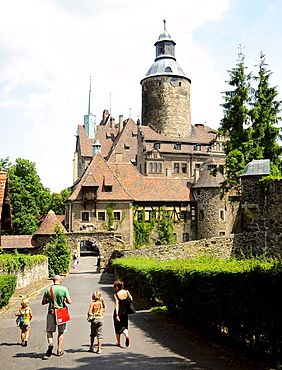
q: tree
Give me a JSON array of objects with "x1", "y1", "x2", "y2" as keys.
[
  {"x1": 0, "y1": 158, "x2": 51, "y2": 234},
  {"x1": 249, "y1": 52, "x2": 282, "y2": 167},
  {"x1": 45, "y1": 224, "x2": 71, "y2": 277},
  {"x1": 219, "y1": 49, "x2": 252, "y2": 194},
  {"x1": 219, "y1": 49, "x2": 282, "y2": 195},
  {"x1": 49, "y1": 188, "x2": 71, "y2": 215}
]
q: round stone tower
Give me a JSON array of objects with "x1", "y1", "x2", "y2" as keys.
[{"x1": 141, "y1": 21, "x2": 192, "y2": 138}]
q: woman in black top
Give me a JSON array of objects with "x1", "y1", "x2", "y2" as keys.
[{"x1": 113, "y1": 280, "x2": 133, "y2": 347}]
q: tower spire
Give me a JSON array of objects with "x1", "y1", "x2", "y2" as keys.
[
  {"x1": 88, "y1": 76, "x2": 91, "y2": 115},
  {"x1": 163, "y1": 19, "x2": 166, "y2": 31}
]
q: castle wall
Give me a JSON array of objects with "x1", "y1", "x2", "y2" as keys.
[
  {"x1": 141, "y1": 76, "x2": 191, "y2": 138},
  {"x1": 241, "y1": 177, "x2": 282, "y2": 257}
]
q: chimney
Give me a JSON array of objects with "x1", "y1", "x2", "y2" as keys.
[{"x1": 119, "y1": 115, "x2": 123, "y2": 132}]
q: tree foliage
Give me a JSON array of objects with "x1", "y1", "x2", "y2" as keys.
[
  {"x1": 219, "y1": 49, "x2": 281, "y2": 195},
  {"x1": 0, "y1": 157, "x2": 71, "y2": 234},
  {"x1": 45, "y1": 224, "x2": 71, "y2": 277}
]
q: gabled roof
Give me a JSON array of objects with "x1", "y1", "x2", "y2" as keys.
[
  {"x1": 77, "y1": 124, "x2": 119, "y2": 158},
  {"x1": 68, "y1": 153, "x2": 194, "y2": 203},
  {"x1": 107, "y1": 118, "x2": 138, "y2": 163},
  {"x1": 0, "y1": 171, "x2": 12, "y2": 230},
  {"x1": 34, "y1": 210, "x2": 67, "y2": 234},
  {"x1": 68, "y1": 152, "x2": 133, "y2": 201}
]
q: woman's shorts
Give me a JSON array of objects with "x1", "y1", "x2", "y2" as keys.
[
  {"x1": 46, "y1": 313, "x2": 67, "y2": 333},
  {"x1": 90, "y1": 318, "x2": 103, "y2": 339}
]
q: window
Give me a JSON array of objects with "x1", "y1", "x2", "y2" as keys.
[
  {"x1": 159, "y1": 82, "x2": 163, "y2": 87},
  {"x1": 174, "y1": 143, "x2": 181, "y2": 150},
  {"x1": 124, "y1": 144, "x2": 130, "y2": 151},
  {"x1": 174, "y1": 163, "x2": 180, "y2": 173},
  {"x1": 132, "y1": 132, "x2": 137, "y2": 138},
  {"x1": 199, "y1": 210, "x2": 204, "y2": 220},
  {"x1": 219, "y1": 231, "x2": 226, "y2": 236},
  {"x1": 183, "y1": 233, "x2": 189, "y2": 242},
  {"x1": 194, "y1": 144, "x2": 201, "y2": 151},
  {"x1": 165, "y1": 67, "x2": 172, "y2": 72},
  {"x1": 220, "y1": 210, "x2": 225, "y2": 221},
  {"x1": 98, "y1": 212, "x2": 106, "y2": 221},
  {"x1": 114, "y1": 212, "x2": 121, "y2": 221},
  {"x1": 149, "y1": 162, "x2": 162, "y2": 173},
  {"x1": 81, "y1": 212, "x2": 90, "y2": 222},
  {"x1": 195, "y1": 163, "x2": 201, "y2": 168},
  {"x1": 181, "y1": 163, "x2": 187, "y2": 173}
]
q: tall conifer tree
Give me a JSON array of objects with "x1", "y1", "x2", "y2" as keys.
[{"x1": 219, "y1": 48, "x2": 252, "y2": 193}]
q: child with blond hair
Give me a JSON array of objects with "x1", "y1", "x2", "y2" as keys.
[
  {"x1": 15, "y1": 297, "x2": 33, "y2": 347},
  {"x1": 87, "y1": 291, "x2": 107, "y2": 353}
]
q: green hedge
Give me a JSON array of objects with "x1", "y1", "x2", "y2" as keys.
[
  {"x1": 0, "y1": 253, "x2": 47, "y2": 273},
  {"x1": 112, "y1": 256, "x2": 282, "y2": 363},
  {"x1": 0, "y1": 275, "x2": 17, "y2": 308}
]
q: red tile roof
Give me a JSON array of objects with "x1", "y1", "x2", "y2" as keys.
[
  {"x1": 68, "y1": 153, "x2": 194, "y2": 203},
  {"x1": 1, "y1": 235, "x2": 37, "y2": 249},
  {"x1": 34, "y1": 210, "x2": 67, "y2": 234}
]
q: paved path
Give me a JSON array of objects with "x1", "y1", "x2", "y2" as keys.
[{"x1": 0, "y1": 257, "x2": 268, "y2": 369}]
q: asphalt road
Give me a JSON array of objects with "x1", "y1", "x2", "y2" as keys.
[{"x1": 0, "y1": 257, "x2": 269, "y2": 370}]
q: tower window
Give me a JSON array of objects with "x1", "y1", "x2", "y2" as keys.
[
  {"x1": 165, "y1": 67, "x2": 172, "y2": 73},
  {"x1": 179, "y1": 82, "x2": 182, "y2": 87},
  {"x1": 159, "y1": 82, "x2": 163, "y2": 87},
  {"x1": 154, "y1": 142, "x2": 161, "y2": 149}
]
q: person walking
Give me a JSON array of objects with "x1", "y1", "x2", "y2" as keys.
[
  {"x1": 42, "y1": 275, "x2": 72, "y2": 357},
  {"x1": 113, "y1": 280, "x2": 133, "y2": 347},
  {"x1": 15, "y1": 297, "x2": 33, "y2": 347},
  {"x1": 87, "y1": 291, "x2": 107, "y2": 354}
]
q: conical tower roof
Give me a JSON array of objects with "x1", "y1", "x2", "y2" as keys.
[{"x1": 34, "y1": 210, "x2": 67, "y2": 234}]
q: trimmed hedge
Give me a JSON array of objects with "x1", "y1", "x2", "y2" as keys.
[
  {"x1": 0, "y1": 253, "x2": 47, "y2": 273},
  {"x1": 0, "y1": 275, "x2": 17, "y2": 308},
  {"x1": 112, "y1": 256, "x2": 282, "y2": 363}
]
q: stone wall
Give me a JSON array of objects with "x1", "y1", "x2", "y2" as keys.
[
  {"x1": 1, "y1": 259, "x2": 49, "y2": 289},
  {"x1": 112, "y1": 231, "x2": 280, "y2": 263},
  {"x1": 240, "y1": 177, "x2": 282, "y2": 257}
]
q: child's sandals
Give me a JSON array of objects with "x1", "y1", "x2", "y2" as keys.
[{"x1": 57, "y1": 350, "x2": 64, "y2": 356}]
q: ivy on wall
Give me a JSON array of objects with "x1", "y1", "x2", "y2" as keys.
[
  {"x1": 133, "y1": 206, "x2": 178, "y2": 248},
  {"x1": 103, "y1": 203, "x2": 126, "y2": 231}
]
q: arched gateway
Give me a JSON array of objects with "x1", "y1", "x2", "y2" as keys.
[{"x1": 66, "y1": 231, "x2": 125, "y2": 271}]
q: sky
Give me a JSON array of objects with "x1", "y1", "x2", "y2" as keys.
[{"x1": 1, "y1": 0, "x2": 282, "y2": 192}]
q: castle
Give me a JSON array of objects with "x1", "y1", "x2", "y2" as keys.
[{"x1": 65, "y1": 23, "x2": 238, "y2": 247}]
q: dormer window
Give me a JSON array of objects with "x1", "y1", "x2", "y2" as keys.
[
  {"x1": 154, "y1": 142, "x2": 161, "y2": 149},
  {"x1": 104, "y1": 186, "x2": 112, "y2": 193},
  {"x1": 174, "y1": 143, "x2": 181, "y2": 150},
  {"x1": 165, "y1": 67, "x2": 172, "y2": 73}
]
